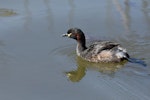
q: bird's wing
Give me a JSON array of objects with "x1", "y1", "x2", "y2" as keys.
[{"x1": 87, "y1": 41, "x2": 120, "y2": 54}]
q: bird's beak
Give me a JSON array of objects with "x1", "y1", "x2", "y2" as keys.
[
  {"x1": 62, "y1": 33, "x2": 72, "y2": 37},
  {"x1": 62, "y1": 33, "x2": 68, "y2": 37}
]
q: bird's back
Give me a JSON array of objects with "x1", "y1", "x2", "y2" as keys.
[{"x1": 80, "y1": 41, "x2": 129, "y2": 62}]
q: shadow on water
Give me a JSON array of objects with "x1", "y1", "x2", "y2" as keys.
[
  {"x1": 68, "y1": 0, "x2": 75, "y2": 27},
  {"x1": 128, "y1": 58, "x2": 147, "y2": 67},
  {"x1": 65, "y1": 56, "x2": 127, "y2": 82},
  {"x1": 0, "y1": 38, "x2": 15, "y2": 65},
  {"x1": 23, "y1": 0, "x2": 54, "y2": 32},
  {"x1": 24, "y1": 0, "x2": 32, "y2": 31},
  {"x1": 43, "y1": 0, "x2": 54, "y2": 32},
  {"x1": 142, "y1": 0, "x2": 150, "y2": 32},
  {"x1": 113, "y1": 0, "x2": 131, "y2": 34}
]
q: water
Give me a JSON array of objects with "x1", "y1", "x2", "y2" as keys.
[{"x1": 0, "y1": 0, "x2": 150, "y2": 100}]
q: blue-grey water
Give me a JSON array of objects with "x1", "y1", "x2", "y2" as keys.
[{"x1": 0, "y1": 0, "x2": 150, "y2": 100}]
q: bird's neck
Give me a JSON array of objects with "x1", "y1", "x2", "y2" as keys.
[{"x1": 76, "y1": 40, "x2": 87, "y2": 56}]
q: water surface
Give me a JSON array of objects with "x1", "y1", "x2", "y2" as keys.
[{"x1": 0, "y1": 0, "x2": 150, "y2": 100}]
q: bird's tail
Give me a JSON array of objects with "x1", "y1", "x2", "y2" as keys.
[{"x1": 115, "y1": 50, "x2": 146, "y2": 67}]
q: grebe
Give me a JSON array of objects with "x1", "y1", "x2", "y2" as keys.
[{"x1": 62, "y1": 28, "x2": 130, "y2": 63}]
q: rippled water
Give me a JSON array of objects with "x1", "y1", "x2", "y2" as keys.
[{"x1": 0, "y1": 0, "x2": 150, "y2": 100}]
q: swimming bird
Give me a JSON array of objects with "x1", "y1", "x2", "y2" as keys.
[{"x1": 62, "y1": 28, "x2": 130, "y2": 63}]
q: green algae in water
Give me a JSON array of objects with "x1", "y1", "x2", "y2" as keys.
[{"x1": 0, "y1": 8, "x2": 17, "y2": 17}]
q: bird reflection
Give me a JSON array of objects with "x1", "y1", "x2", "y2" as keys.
[{"x1": 65, "y1": 56, "x2": 127, "y2": 82}]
